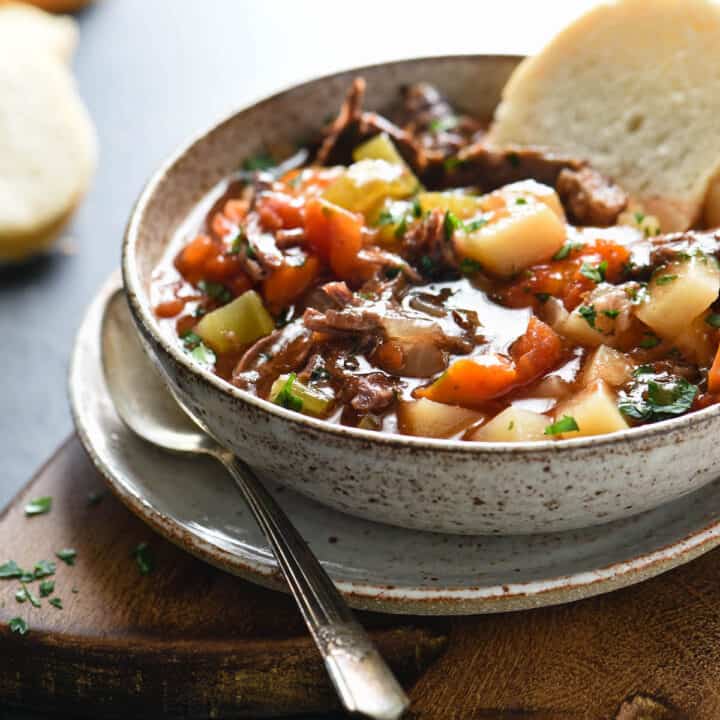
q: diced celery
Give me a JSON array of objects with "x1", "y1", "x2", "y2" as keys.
[
  {"x1": 418, "y1": 191, "x2": 485, "y2": 219},
  {"x1": 195, "y1": 290, "x2": 274, "y2": 353},
  {"x1": 269, "y1": 373, "x2": 334, "y2": 417},
  {"x1": 352, "y1": 132, "x2": 405, "y2": 165},
  {"x1": 323, "y1": 158, "x2": 419, "y2": 215}
]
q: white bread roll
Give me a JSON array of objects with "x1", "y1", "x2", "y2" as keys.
[
  {"x1": 489, "y1": 0, "x2": 720, "y2": 231},
  {"x1": 0, "y1": 1, "x2": 77, "y2": 63}
]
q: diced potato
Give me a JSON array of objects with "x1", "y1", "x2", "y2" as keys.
[
  {"x1": 470, "y1": 406, "x2": 548, "y2": 442},
  {"x1": 553, "y1": 380, "x2": 629, "y2": 439},
  {"x1": 353, "y1": 133, "x2": 405, "y2": 165},
  {"x1": 454, "y1": 196, "x2": 566, "y2": 277},
  {"x1": 323, "y1": 158, "x2": 418, "y2": 215},
  {"x1": 397, "y1": 398, "x2": 482, "y2": 438},
  {"x1": 674, "y1": 312, "x2": 716, "y2": 365},
  {"x1": 558, "y1": 306, "x2": 608, "y2": 347},
  {"x1": 269, "y1": 374, "x2": 334, "y2": 417},
  {"x1": 367, "y1": 198, "x2": 413, "y2": 245},
  {"x1": 195, "y1": 290, "x2": 274, "y2": 353},
  {"x1": 418, "y1": 191, "x2": 485, "y2": 219},
  {"x1": 634, "y1": 255, "x2": 720, "y2": 340},
  {"x1": 618, "y1": 206, "x2": 661, "y2": 237},
  {"x1": 493, "y1": 180, "x2": 565, "y2": 220},
  {"x1": 580, "y1": 345, "x2": 634, "y2": 387}
]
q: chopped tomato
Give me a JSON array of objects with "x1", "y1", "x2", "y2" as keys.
[
  {"x1": 415, "y1": 355, "x2": 518, "y2": 408},
  {"x1": 511, "y1": 317, "x2": 563, "y2": 384},
  {"x1": 262, "y1": 254, "x2": 320, "y2": 312},
  {"x1": 175, "y1": 234, "x2": 216, "y2": 284},
  {"x1": 304, "y1": 197, "x2": 374, "y2": 283}
]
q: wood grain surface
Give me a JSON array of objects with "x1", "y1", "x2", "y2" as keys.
[{"x1": 2, "y1": 437, "x2": 719, "y2": 719}]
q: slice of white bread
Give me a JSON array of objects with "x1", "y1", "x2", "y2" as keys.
[
  {"x1": 0, "y1": 1, "x2": 77, "y2": 63},
  {"x1": 489, "y1": 0, "x2": 720, "y2": 232},
  {"x1": 0, "y1": 48, "x2": 96, "y2": 260}
]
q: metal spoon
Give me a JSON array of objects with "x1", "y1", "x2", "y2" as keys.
[{"x1": 101, "y1": 289, "x2": 409, "y2": 720}]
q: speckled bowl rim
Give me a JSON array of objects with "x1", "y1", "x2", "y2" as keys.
[{"x1": 122, "y1": 53, "x2": 720, "y2": 457}]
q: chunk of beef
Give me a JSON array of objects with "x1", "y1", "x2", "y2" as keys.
[
  {"x1": 556, "y1": 167, "x2": 628, "y2": 226},
  {"x1": 303, "y1": 306, "x2": 383, "y2": 335},
  {"x1": 401, "y1": 208, "x2": 458, "y2": 277},
  {"x1": 345, "y1": 372, "x2": 397, "y2": 413},
  {"x1": 315, "y1": 78, "x2": 366, "y2": 166}
]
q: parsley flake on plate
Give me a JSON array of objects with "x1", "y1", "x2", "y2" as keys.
[
  {"x1": 9, "y1": 617, "x2": 28, "y2": 635},
  {"x1": 56, "y1": 549, "x2": 77, "y2": 566},
  {"x1": 24, "y1": 496, "x2": 52, "y2": 516}
]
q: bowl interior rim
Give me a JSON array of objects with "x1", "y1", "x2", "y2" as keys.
[{"x1": 122, "y1": 53, "x2": 720, "y2": 455}]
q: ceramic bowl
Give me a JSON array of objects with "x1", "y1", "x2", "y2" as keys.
[{"x1": 122, "y1": 55, "x2": 720, "y2": 535}]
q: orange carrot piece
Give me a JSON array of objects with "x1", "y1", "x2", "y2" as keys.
[
  {"x1": 709, "y1": 345, "x2": 720, "y2": 394},
  {"x1": 511, "y1": 317, "x2": 563, "y2": 384},
  {"x1": 262, "y1": 255, "x2": 320, "y2": 312}
]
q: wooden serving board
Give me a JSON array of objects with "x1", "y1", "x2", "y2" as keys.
[{"x1": 2, "y1": 437, "x2": 720, "y2": 719}]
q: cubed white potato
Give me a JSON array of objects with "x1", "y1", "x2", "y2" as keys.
[
  {"x1": 495, "y1": 180, "x2": 565, "y2": 220},
  {"x1": 634, "y1": 255, "x2": 720, "y2": 341},
  {"x1": 397, "y1": 398, "x2": 482, "y2": 439},
  {"x1": 553, "y1": 380, "x2": 629, "y2": 439},
  {"x1": 195, "y1": 290, "x2": 274, "y2": 353},
  {"x1": 674, "y1": 312, "x2": 716, "y2": 365},
  {"x1": 418, "y1": 191, "x2": 484, "y2": 219},
  {"x1": 470, "y1": 406, "x2": 549, "y2": 442},
  {"x1": 580, "y1": 345, "x2": 634, "y2": 387},
  {"x1": 558, "y1": 306, "x2": 608, "y2": 347},
  {"x1": 454, "y1": 196, "x2": 566, "y2": 277}
]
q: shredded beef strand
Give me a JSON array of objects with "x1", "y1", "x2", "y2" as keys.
[
  {"x1": 556, "y1": 167, "x2": 628, "y2": 226},
  {"x1": 315, "y1": 78, "x2": 366, "y2": 166},
  {"x1": 303, "y1": 306, "x2": 383, "y2": 335},
  {"x1": 401, "y1": 208, "x2": 458, "y2": 276}
]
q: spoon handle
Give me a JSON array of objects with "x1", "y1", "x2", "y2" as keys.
[{"x1": 219, "y1": 453, "x2": 409, "y2": 720}]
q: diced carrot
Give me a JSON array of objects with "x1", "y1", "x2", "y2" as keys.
[
  {"x1": 202, "y1": 252, "x2": 243, "y2": 282},
  {"x1": 511, "y1": 317, "x2": 563, "y2": 384},
  {"x1": 592, "y1": 239, "x2": 631, "y2": 282},
  {"x1": 262, "y1": 255, "x2": 320, "y2": 312},
  {"x1": 415, "y1": 355, "x2": 518, "y2": 408},
  {"x1": 257, "y1": 191, "x2": 305, "y2": 230},
  {"x1": 709, "y1": 345, "x2": 720, "y2": 394},
  {"x1": 223, "y1": 199, "x2": 249, "y2": 223},
  {"x1": 229, "y1": 272, "x2": 254, "y2": 297},
  {"x1": 211, "y1": 212, "x2": 235, "y2": 239},
  {"x1": 155, "y1": 298, "x2": 185, "y2": 318},
  {"x1": 175, "y1": 234, "x2": 216, "y2": 284},
  {"x1": 304, "y1": 197, "x2": 373, "y2": 283}
]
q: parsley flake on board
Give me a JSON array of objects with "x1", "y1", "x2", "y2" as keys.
[
  {"x1": 580, "y1": 261, "x2": 608, "y2": 283},
  {"x1": 578, "y1": 305, "x2": 597, "y2": 328},
  {"x1": 0, "y1": 560, "x2": 23, "y2": 579},
  {"x1": 39, "y1": 580, "x2": 55, "y2": 598},
  {"x1": 618, "y1": 374, "x2": 698, "y2": 422},
  {"x1": 49, "y1": 597, "x2": 63, "y2": 610},
  {"x1": 9, "y1": 617, "x2": 28, "y2": 635},
  {"x1": 33, "y1": 560, "x2": 56, "y2": 579},
  {"x1": 273, "y1": 373, "x2": 303, "y2": 412},
  {"x1": 132, "y1": 543, "x2": 154, "y2": 576},
  {"x1": 24, "y1": 496, "x2": 52, "y2": 516},
  {"x1": 56, "y1": 549, "x2": 77, "y2": 566},
  {"x1": 544, "y1": 415, "x2": 579, "y2": 436}
]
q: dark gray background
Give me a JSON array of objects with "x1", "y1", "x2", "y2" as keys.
[{"x1": 0, "y1": 1, "x2": 583, "y2": 716}]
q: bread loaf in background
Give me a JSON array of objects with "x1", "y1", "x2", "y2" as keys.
[{"x1": 489, "y1": 0, "x2": 720, "y2": 232}]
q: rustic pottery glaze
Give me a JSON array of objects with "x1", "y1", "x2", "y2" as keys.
[{"x1": 122, "y1": 56, "x2": 720, "y2": 535}]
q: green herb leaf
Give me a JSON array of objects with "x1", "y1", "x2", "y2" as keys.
[
  {"x1": 655, "y1": 274, "x2": 678, "y2": 285},
  {"x1": 412, "y1": 197, "x2": 422, "y2": 218},
  {"x1": 33, "y1": 560, "x2": 56, "y2": 579},
  {"x1": 0, "y1": 561, "x2": 23, "y2": 579},
  {"x1": 56, "y1": 549, "x2": 77, "y2": 566},
  {"x1": 273, "y1": 373, "x2": 303, "y2": 412},
  {"x1": 459, "y1": 258, "x2": 483, "y2": 275},
  {"x1": 189, "y1": 342, "x2": 216, "y2": 367},
  {"x1": 706, "y1": 313, "x2": 720, "y2": 328},
  {"x1": 515, "y1": 197, "x2": 527, "y2": 205},
  {"x1": 39, "y1": 580, "x2": 54, "y2": 598},
  {"x1": 544, "y1": 415, "x2": 579, "y2": 436},
  {"x1": 639, "y1": 334, "x2": 661, "y2": 349},
  {"x1": 180, "y1": 330, "x2": 202, "y2": 347},
  {"x1": 384, "y1": 266, "x2": 401, "y2": 279},
  {"x1": 9, "y1": 617, "x2": 28, "y2": 635},
  {"x1": 376, "y1": 210, "x2": 395, "y2": 227},
  {"x1": 394, "y1": 217, "x2": 408, "y2": 239},
  {"x1": 309, "y1": 367, "x2": 330, "y2": 383},
  {"x1": 132, "y1": 543, "x2": 154, "y2": 576},
  {"x1": 507, "y1": 152, "x2": 520, "y2": 168},
  {"x1": 580, "y1": 261, "x2": 607, "y2": 283},
  {"x1": 19, "y1": 572, "x2": 34, "y2": 583},
  {"x1": 15, "y1": 587, "x2": 27, "y2": 603},
  {"x1": 618, "y1": 374, "x2": 698, "y2": 422},
  {"x1": 634, "y1": 211, "x2": 645, "y2": 224},
  {"x1": 228, "y1": 228, "x2": 247, "y2": 255},
  {"x1": 602, "y1": 309, "x2": 620, "y2": 319},
  {"x1": 429, "y1": 115, "x2": 458, "y2": 133},
  {"x1": 242, "y1": 152, "x2": 275, "y2": 172},
  {"x1": 23, "y1": 584, "x2": 40, "y2": 608},
  {"x1": 24, "y1": 496, "x2": 52, "y2": 517},
  {"x1": 464, "y1": 217, "x2": 488, "y2": 232},
  {"x1": 578, "y1": 305, "x2": 597, "y2": 328},
  {"x1": 197, "y1": 280, "x2": 232, "y2": 304},
  {"x1": 443, "y1": 211, "x2": 461, "y2": 241},
  {"x1": 553, "y1": 241, "x2": 583, "y2": 261},
  {"x1": 48, "y1": 597, "x2": 63, "y2": 610}
]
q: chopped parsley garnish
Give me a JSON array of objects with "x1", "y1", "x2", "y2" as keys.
[
  {"x1": 412, "y1": 197, "x2": 422, "y2": 218},
  {"x1": 376, "y1": 210, "x2": 395, "y2": 226},
  {"x1": 618, "y1": 374, "x2": 698, "y2": 422},
  {"x1": 0, "y1": 560, "x2": 23, "y2": 579},
  {"x1": 634, "y1": 364, "x2": 655, "y2": 376},
  {"x1": 464, "y1": 217, "x2": 488, "y2": 232},
  {"x1": 578, "y1": 305, "x2": 597, "y2": 328},
  {"x1": 655, "y1": 274, "x2": 678, "y2": 285},
  {"x1": 181, "y1": 330, "x2": 202, "y2": 347},
  {"x1": 132, "y1": 543, "x2": 154, "y2": 576},
  {"x1": 443, "y1": 211, "x2": 461, "y2": 241},
  {"x1": 384, "y1": 266, "x2": 401, "y2": 279},
  {"x1": 507, "y1": 152, "x2": 520, "y2": 167},
  {"x1": 273, "y1": 373, "x2": 303, "y2": 412},
  {"x1": 602, "y1": 309, "x2": 620, "y2": 319},
  {"x1": 20, "y1": 584, "x2": 40, "y2": 608},
  {"x1": 9, "y1": 617, "x2": 28, "y2": 635},
  {"x1": 534, "y1": 293, "x2": 551, "y2": 303},
  {"x1": 553, "y1": 241, "x2": 583, "y2": 261},
  {"x1": 24, "y1": 496, "x2": 52, "y2": 517},
  {"x1": 634, "y1": 211, "x2": 645, "y2": 224},
  {"x1": 706, "y1": 313, "x2": 720, "y2": 328},
  {"x1": 56, "y1": 549, "x2": 77, "y2": 566},
  {"x1": 394, "y1": 217, "x2": 408, "y2": 239},
  {"x1": 626, "y1": 283, "x2": 649, "y2": 305},
  {"x1": 420, "y1": 255, "x2": 436, "y2": 275},
  {"x1": 459, "y1": 258, "x2": 483, "y2": 275},
  {"x1": 39, "y1": 580, "x2": 55, "y2": 597},
  {"x1": 515, "y1": 197, "x2": 527, "y2": 205},
  {"x1": 242, "y1": 152, "x2": 275, "y2": 172},
  {"x1": 48, "y1": 597, "x2": 63, "y2": 610},
  {"x1": 190, "y1": 342, "x2": 216, "y2": 367},
  {"x1": 507, "y1": 421, "x2": 515, "y2": 431},
  {"x1": 544, "y1": 415, "x2": 579, "y2": 435},
  {"x1": 429, "y1": 115, "x2": 458, "y2": 133},
  {"x1": 228, "y1": 228, "x2": 247, "y2": 255},
  {"x1": 310, "y1": 367, "x2": 330, "y2": 383},
  {"x1": 33, "y1": 560, "x2": 56, "y2": 579},
  {"x1": 197, "y1": 280, "x2": 232, "y2": 304},
  {"x1": 580, "y1": 260, "x2": 608, "y2": 283},
  {"x1": 639, "y1": 333, "x2": 661, "y2": 349}
]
